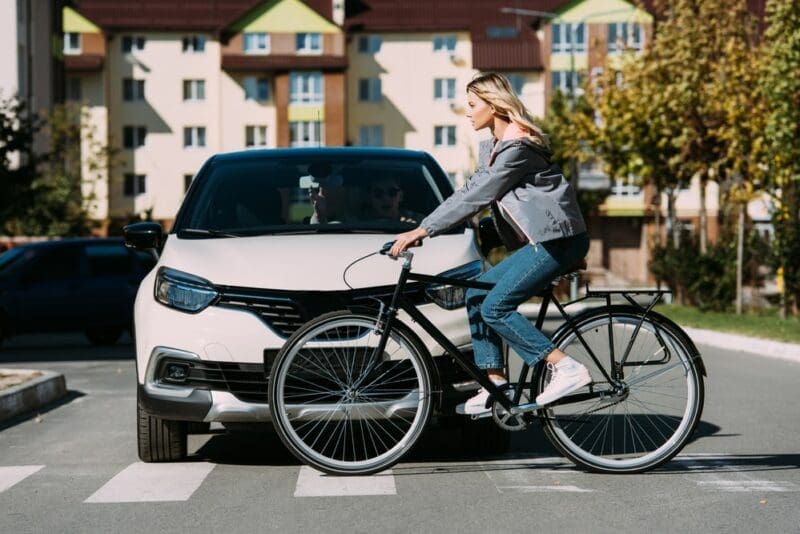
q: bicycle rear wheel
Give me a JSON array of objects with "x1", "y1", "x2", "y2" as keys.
[
  {"x1": 268, "y1": 311, "x2": 434, "y2": 475},
  {"x1": 538, "y1": 306, "x2": 704, "y2": 474}
]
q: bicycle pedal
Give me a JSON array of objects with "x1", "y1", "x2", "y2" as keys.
[{"x1": 469, "y1": 411, "x2": 493, "y2": 420}]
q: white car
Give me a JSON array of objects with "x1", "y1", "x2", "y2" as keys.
[{"x1": 126, "y1": 147, "x2": 506, "y2": 462}]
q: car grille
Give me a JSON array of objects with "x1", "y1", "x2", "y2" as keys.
[
  {"x1": 215, "y1": 291, "x2": 309, "y2": 337},
  {"x1": 213, "y1": 285, "x2": 429, "y2": 338},
  {"x1": 157, "y1": 357, "x2": 274, "y2": 404}
]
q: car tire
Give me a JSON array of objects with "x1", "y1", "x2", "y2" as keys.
[
  {"x1": 84, "y1": 327, "x2": 123, "y2": 346},
  {"x1": 137, "y1": 400, "x2": 188, "y2": 462}
]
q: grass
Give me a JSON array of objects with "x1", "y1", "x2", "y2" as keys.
[{"x1": 654, "y1": 304, "x2": 800, "y2": 344}]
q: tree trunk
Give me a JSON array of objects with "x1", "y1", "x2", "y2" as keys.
[
  {"x1": 667, "y1": 188, "x2": 679, "y2": 248},
  {"x1": 736, "y1": 203, "x2": 744, "y2": 315},
  {"x1": 699, "y1": 175, "x2": 707, "y2": 254}
]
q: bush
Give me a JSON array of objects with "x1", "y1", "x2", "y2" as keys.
[{"x1": 650, "y1": 232, "x2": 736, "y2": 311}]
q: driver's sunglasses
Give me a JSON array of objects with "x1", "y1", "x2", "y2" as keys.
[{"x1": 370, "y1": 186, "x2": 401, "y2": 199}]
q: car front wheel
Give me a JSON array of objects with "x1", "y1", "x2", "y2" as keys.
[{"x1": 137, "y1": 400, "x2": 188, "y2": 462}]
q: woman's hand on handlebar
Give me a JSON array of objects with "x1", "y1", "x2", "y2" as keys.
[{"x1": 390, "y1": 227, "x2": 428, "y2": 257}]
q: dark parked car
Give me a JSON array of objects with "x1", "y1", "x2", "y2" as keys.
[{"x1": 0, "y1": 238, "x2": 155, "y2": 346}]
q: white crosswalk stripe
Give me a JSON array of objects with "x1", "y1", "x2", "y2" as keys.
[
  {"x1": 84, "y1": 462, "x2": 216, "y2": 503},
  {"x1": 675, "y1": 454, "x2": 800, "y2": 493},
  {"x1": 294, "y1": 466, "x2": 397, "y2": 497},
  {"x1": 0, "y1": 465, "x2": 44, "y2": 493}
]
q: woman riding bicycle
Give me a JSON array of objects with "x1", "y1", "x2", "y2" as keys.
[{"x1": 390, "y1": 72, "x2": 591, "y2": 415}]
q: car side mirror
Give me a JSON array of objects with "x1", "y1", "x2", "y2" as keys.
[{"x1": 124, "y1": 222, "x2": 164, "y2": 257}]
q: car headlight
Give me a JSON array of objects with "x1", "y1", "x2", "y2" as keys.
[
  {"x1": 154, "y1": 267, "x2": 218, "y2": 313},
  {"x1": 425, "y1": 260, "x2": 483, "y2": 310}
]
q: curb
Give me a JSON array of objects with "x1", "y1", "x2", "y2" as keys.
[
  {"x1": 0, "y1": 370, "x2": 68, "y2": 422},
  {"x1": 683, "y1": 327, "x2": 800, "y2": 364}
]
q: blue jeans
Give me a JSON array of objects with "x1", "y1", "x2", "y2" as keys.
[{"x1": 466, "y1": 233, "x2": 590, "y2": 370}]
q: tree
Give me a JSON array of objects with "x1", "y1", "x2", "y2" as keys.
[
  {"x1": 0, "y1": 97, "x2": 107, "y2": 236},
  {"x1": 0, "y1": 95, "x2": 39, "y2": 234},
  {"x1": 760, "y1": 0, "x2": 800, "y2": 316}
]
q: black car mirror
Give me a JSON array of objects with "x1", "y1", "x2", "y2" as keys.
[{"x1": 124, "y1": 222, "x2": 164, "y2": 256}]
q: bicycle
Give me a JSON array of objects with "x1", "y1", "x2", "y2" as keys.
[{"x1": 267, "y1": 242, "x2": 706, "y2": 476}]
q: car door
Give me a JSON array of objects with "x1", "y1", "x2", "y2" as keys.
[
  {"x1": 14, "y1": 244, "x2": 84, "y2": 332},
  {"x1": 81, "y1": 241, "x2": 140, "y2": 327}
]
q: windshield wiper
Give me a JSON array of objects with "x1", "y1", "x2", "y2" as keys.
[{"x1": 177, "y1": 228, "x2": 241, "y2": 238}]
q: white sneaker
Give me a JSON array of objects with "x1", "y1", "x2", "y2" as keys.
[
  {"x1": 535, "y1": 357, "x2": 591, "y2": 406},
  {"x1": 456, "y1": 379, "x2": 508, "y2": 415}
]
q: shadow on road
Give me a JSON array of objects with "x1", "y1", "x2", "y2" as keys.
[
  {"x1": 0, "y1": 390, "x2": 86, "y2": 431},
  {"x1": 0, "y1": 333, "x2": 134, "y2": 362},
  {"x1": 185, "y1": 418, "x2": 785, "y2": 477}
]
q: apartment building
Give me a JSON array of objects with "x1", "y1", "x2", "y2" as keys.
[
  {"x1": 1, "y1": 0, "x2": 66, "y2": 154},
  {"x1": 64, "y1": 0, "x2": 346, "y2": 223},
  {"x1": 65, "y1": 0, "x2": 561, "y2": 225}
]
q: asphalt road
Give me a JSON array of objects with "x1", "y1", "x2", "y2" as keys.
[{"x1": 1, "y1": 333, "x2": 799, "y2": 534}]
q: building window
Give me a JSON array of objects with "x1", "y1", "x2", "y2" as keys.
[
  {"x1": 182, "y1": 35, "x2": 206, "y2": 53},
  {"x1": 184, "y1": 174, "x2": 194, "y2": 192},
  {"x1": 245, "y1": 125, "x2": 268, "y2": 148},
  {"x1": 486, "y1": 26, "x2": 517, "y2": 39},
  {"x1": 183, "y1": 127, "x2": 206, "y2": 148},
  {"x1": 434, "y1": 125, "x2": 456, "y2": 147},
  {"x1": 608, "y1": 23, "x2": 644, "y2": 53},
  {"x1": 433, "y1": 78, "x2": 456, "y2": 101},
  {"x1": 124, "y1": 174, "x2": 146, "y2": 196},
  {"x1": 433, "y1": 35, "x2": 457, "y2": 53},
  {"x1": 551, "y1": 23, "x2": 585, "y2": 54},
  {"x1": 66, "y1": 77, "x2": 81, "y2": 101},
  {"x1": 122, "y1": 35, "x2": 146, "y2": 53},
  {"x1": 243, "y1": 32, "x2": 270, "y2": 54},
  {"x1": 122, "y1": 78, "x2": 145, "y2": 101},
  {"x1": 357, "y1": 35, "x2": 382, "y2": 53},
  {"x1": 296, "y1": 32, "x2": 321, "y2": 54},
  {"x1": 358, "y1": 125, "x2": 383, "y2": 147},
  {"x1": 506, "y1": 74, "x2": 525, "y2": 96},
  {"x1": 244, "y1": 77, "x2": 270, "y2": 101},
  {"x1": 290, "y1": 121, "x2": 323, "y2": 147},
  {"x1": 289, "y1": 72, "x2": 323, "y2": 104},
  {"x1": 358, "y1": 78, "x2": 382, "y2": 102},
  {"x1": 64, "y1": 32, "x2": 81, "y2": 54},
  {"x1": 551, "y1": 71, "x2": 582, "y2": 94},
  {"x1": 123, "y1": 126, "x2": 147, "y2": 149},
  {"x1": 183, "y1": 79, "x2": 206, "y2": 101}
]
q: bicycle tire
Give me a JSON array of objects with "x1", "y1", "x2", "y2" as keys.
[
  {"x1": 537, "y1": 306, "x2": 704, "y2": 474},
  {"x1": 268, "y1": 310, "x2": 434, "y2": 475}
]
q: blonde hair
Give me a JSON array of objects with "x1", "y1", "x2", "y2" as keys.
[{"x1": 466, "y1": 72, "x2": 550, "y2": 148}]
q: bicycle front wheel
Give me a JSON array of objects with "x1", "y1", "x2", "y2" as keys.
[
  {"x1": 538, "y1": 306, "x2": 704, "y2": 474},
  {"x1": 268, "y1": 311, "x2": 434, "y2": 475}
]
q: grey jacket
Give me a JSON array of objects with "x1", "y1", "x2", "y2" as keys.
[{"x1": 420, "y1": 137, "x2": 587, "y2": 243}]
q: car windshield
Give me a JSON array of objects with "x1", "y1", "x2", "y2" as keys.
[{"x1": 175, "y1": 152, "x2": 455, "y2": 237}]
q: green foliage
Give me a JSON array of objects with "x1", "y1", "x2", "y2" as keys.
[
  {"x1": 0, "y1": 97, "x2": 107, "y2": 236},
  {"x1": 760, "y1": 0, "x2": 800, "y2": 314}
]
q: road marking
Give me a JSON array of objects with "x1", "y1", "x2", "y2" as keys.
[
  {"x1": 482, "y1": 458, "x2": 591, "y2": 494},
  {"x1": 696, "y1": 480, "x2": 798, "y2": 492},
  {"x1": 676, "y1": 455, "x2": 800, "y2": 493},
  {"x1": 85, "y1": 462, "x2": 215, "y2": 503},
  {"x1": 294, "y1": 466, "x2": 396, "y2": 497},
  {"x1": 0, "y1": 465, "x2": 44, "y2": 493},
  {"x1": 495, "y1": 485, "x2": 593, "y2": 493}
]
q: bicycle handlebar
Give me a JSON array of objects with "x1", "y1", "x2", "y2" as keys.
[{"x1": 379, "y1": 240, "x2": 423, "y2": 256}]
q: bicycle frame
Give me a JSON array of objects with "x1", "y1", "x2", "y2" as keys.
[{"x1": 369, "y1": 251, "x2": 672, "y2": 415}]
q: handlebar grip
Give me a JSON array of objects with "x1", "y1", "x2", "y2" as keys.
[{"x1": 379, "y1": 241, "x2": 395, "y2": 255}]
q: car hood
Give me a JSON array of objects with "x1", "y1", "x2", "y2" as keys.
[{"x1": 157, "y1": 232, "x2": 481, "y2": 291}]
